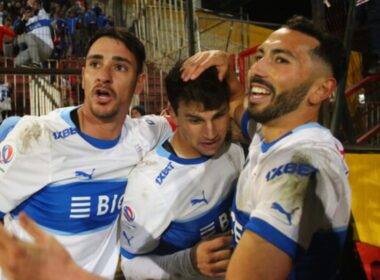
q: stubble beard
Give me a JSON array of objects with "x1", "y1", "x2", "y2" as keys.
[{"x1": 247, "y1": 81, "x2": 312, "y2": 124}]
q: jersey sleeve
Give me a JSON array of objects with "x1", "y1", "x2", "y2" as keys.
[
  {"x1": 120, "y1": 168, "x2": 173, "y2": 259},
  {"x1": 0, "y1": 117, "x2": 52, "y2": 218},
  {"x1": 245, "y1": 142, "x2": 350, "y2": 259}
]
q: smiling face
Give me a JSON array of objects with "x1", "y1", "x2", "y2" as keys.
[
  {"x1": 81, "y1": 37, "x2": 144, "y2": 123},
  {"x1": 247, "y1": 28, "x2": 321, "y2": 124},
  {"x1": 171, "y1": 101, "x2": 230, "y2": 158}
]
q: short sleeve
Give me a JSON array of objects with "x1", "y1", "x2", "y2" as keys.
[
  {"x1": 120, "y1": 168, "x2": 173, "y2": 259},
  {"x1": 0, "y1": 117, "x2": 52, "y2": 218}
]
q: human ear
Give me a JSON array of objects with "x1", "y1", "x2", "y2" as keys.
[
  {"x1": 134, "y1": 73, "x2": 146, "y2": 95},
  {"x1": 308, "y1": 77, "x2": 336, "y2": 105}
]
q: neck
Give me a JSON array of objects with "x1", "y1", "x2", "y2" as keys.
[
  {"x1": 77, "y1": 107, "x2": 125, "y2": 140},
  {"x1": 170, "y1": 132, "x2": 200, "y2": 159},
  {"x1": 261, "y1": 110, "x2": 318, "y2": 143}
]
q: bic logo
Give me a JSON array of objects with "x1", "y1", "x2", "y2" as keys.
[
  {"x1": 0, "y1": 145, "x2": 14, "y2": 164},
  {"x1": 53, "y1": 127, "x2": 78, "y2": 140},
  {"x1": 69, "y1": 194, "x2": 123, "y2": 219},
  {"x1": 231, "y1": 211, "x2": 244, "y2": 244},
  {"x1": 155, "y1": 162, "x2": 174, "y2": 185},
  {"x1": 266, "y1": 162, "x2": 319, "y2": 182},
  {"x1": 200, "y1": 213, "x2": 229, "y2": 239}
]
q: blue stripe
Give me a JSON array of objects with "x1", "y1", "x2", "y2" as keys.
[
  {"x1": 11, "y1": 180, "x2": 127, "y2": 234},
  {"x1": 59, "y1": 107, "x2": 120, "y2": 149},
  {"x1": 26, "y1": 19, "x2": 51, "y2": 33},
  {"x1": 0, "y1": 210, "x2": 5, "y2": 219},
  {"x1": 0, "y1": 116, "x2": 21, "y2": 142},
  {"x1": 155, "y1": 141, "x2": 210, "y2": 165},
  {"x1": 121, "y1": 248, "x2": 138, "y2": 259},
  {"x1": 245, "y1": 217, "x2": 304, "y2": 259},
  {"x1": 240, "y1": 111, "x2": 251, "y2": 140}
]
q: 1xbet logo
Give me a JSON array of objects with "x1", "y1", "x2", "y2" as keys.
[
  {"x1": 0, "y1": 145, "x2": 14, "y2": 164},
  {"x1": 266, "y1": 162, "x2": 319, "y2": 182}
]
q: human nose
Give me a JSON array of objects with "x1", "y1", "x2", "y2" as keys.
[
  {"x1": 204, "y1": 121, "x2": 217, "y2": 139},
  {"x1": 96, "y1": 65, "x2": 112, "y2": 84},
  {"x1": 249, "y1": 57, "x2": 268, "y2": 78}
]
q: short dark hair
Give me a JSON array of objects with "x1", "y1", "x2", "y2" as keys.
[
  {"x1": 85, "y1": 28, "x2": 146, "y2": 74},
  {"x1": 165, "y1": 62, "x2": 230, "y2": 114},
  {"x1": 284, "y1": 15, "x2": 347, "y2": 83}
]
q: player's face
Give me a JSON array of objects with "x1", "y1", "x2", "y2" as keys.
[
  {"x1": 247, "y1": 28, "x2": 319, "y2": 124},
  {"x1": 81, "y1": 37, "x2": 144, "y2": 123},
  {"x1": 173, "y1": 101, "x2": 230, "y2": 157}
]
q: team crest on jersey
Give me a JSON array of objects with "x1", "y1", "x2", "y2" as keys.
[
  {"x1": 0, "y1": 144, "x2": 14, "y2": 164},
  {"x1": 123, "y1": 205, "x2": 135, "y2": 223}
]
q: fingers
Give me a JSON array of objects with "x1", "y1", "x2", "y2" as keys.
[
  {"x1": 181, "y1": 50, "x2": 230, "y2": 82},
  {"x1": 206, "y1": 234, "x2": 233, "y2": 252},
  {"x1": 18, "y1": 212, "x2": 47, "y2": 243}
]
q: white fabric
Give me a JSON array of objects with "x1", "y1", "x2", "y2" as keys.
[
  {"x1": 120, "y1": 140, "x2": 244, "y2": 279},
  {"x1": 0, "y1": 107, "x2": 172, "y2": 279}
]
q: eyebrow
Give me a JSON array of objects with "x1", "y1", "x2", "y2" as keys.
[
  {"x1": 86, "y1": 54, "x2": 133, "y2": 65},
  {"x1": 256, "y1": 47, "x2": 296, "y2": 59}
]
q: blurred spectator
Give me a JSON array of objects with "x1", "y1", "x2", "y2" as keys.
[
  {"x1": 0, "y1": 17, "x2": 16, "y2": 56},
  {"x1": 131, "y1": 105, "x2": 146, "y2": 118},
  {"x1": 14, "y1": 0, "x2": 53, "y2": 67},
  {"x1": 0, "y1": 1, "x2": 7, "y2": 26}
]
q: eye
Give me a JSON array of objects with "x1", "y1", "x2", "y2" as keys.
[
  {"x1": 274, "y1": 57, "x2": 289, "y2": 64},
  {"x1": 188, "y1": 118, "x2": 202, "y2": 124},
  {"x1": 252, "y1": 54, "x2": 263, "y2": 63},
  {"x1": 114, "y1": 64, "x2": 128, "y2": 72},
  {"x1": 88, "y1": 60, "x2": 100, "y2": 68}
]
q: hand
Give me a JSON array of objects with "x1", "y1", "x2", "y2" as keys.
[
  {"x1": 181, "y1": 50, "x2": 231, "y2": 82},
  {"x1": 0, "y1": 213, "x2": 79, "y2": 280},
  {"x1": 190, "y1": 233, "x2": 233, "y2": 278}
]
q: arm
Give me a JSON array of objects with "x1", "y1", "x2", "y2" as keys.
[
  {"x1": 121, "y1": 234, "x2": 232, "y2": 279},
  {"x1": 181, "y1": 50, "x2": 246, "y2": 126},
  {"x1": 226, "y1": 230, "x2": 292, "y2": 280},
  {"x1": 0, "y1": 213, "x2": 103, "y2": 280}
]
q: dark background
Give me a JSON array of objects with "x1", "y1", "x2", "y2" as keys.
[{"x1": 201, "y1": 0, "x2": 312, "y2": 25}]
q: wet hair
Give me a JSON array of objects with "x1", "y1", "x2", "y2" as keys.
[
  {"x1": 131, "y1": 105, "x2": 145, "y2": 116},
  {"x1": 284, "y1": 15, "x2": 347, "y2": 83},
  {"x1": 165, "y1": 62, "x2": 230, "y2": 114},
  {"x1": 85, "y1": 28, "x2": 146, "y2": 74}
]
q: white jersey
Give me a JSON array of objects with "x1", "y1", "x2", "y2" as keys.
[
  {"x1": 120, "y1": 140, "x2": 244, "y2": 278},
  {"x1": 232, "y1": 122, "x2": 351, "y2": 280},
  {"x1": 0, "y1": 107, "x2": 172, "y2": 279},
  {"x1": 25, "y1": 8, "x2": 53, "y2": 48}
]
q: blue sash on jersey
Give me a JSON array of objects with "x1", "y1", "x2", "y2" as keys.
[{"x1": 26, "y1": 19, "x2": 51, "y2": 33}]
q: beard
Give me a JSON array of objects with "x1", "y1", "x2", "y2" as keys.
[{"x1": 247, "y1": 80, "x2": 312, "y2": 124}]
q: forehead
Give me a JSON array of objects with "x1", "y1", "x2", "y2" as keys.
[
  {"x1": 87, "y1": 37, "x2": 137, "y2": 66},
  {"x1": 177, "y1": 100, "x2": 227, "y2": 115},
  {"x1": 261, "y1": 28, "x2": 320, "y2": 58}
]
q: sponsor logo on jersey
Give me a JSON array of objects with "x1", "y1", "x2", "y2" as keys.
[
  {"x1": 123, "y1": 205, "x2": 135, "y2": 223},
  {"x1": 52, "y1": 127, "x2": 78, "y2": 140},
  {"x1": 69, "y1": 194, "x2": 123, "y2": 219},
  {"x1": 75, "y1": 168, "x2": 95, "y2": 180},
  {"x1": 155, "y1": 161, "x2": 174, "y2": 185},
  {"x1": 0, "y1": 144, "x2": 14, "y2": 164},
  {"x1": 191, "y1": 190, "x2": 209, "y2": 206},
  {"x1": 266, "y1": 162, "x2": 319, "y2": 182},
  {"x1": 145, "y1": 119, "x2": 155, "y2": 125},
  {"x1": 271, "y1": 202, "x2": 299, "y2": 225}
]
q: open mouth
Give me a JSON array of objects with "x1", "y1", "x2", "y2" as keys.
[{"x1": 94, "y1": 88, "x2": 113, "y2": 103}]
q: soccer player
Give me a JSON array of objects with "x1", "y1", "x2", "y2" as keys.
[
  {"x1": 120, "y1": 63, "x2": 244, "y2": 279},
  {"x1": 183, "y1": 16, "x2": 351, "y2": 280},
  {"x1": 0, "y1": 28, "x2": 175, "y2": 279}
]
